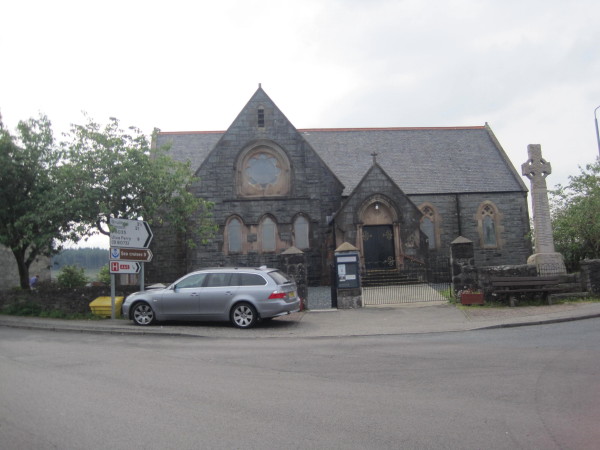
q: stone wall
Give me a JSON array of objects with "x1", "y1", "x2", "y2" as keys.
[
  {"x1": 0, "y1": 246, "x2": 51, "y2": 289},
  {"x1": 580, "y1": 260, "x2": 600, "y2": 295},
  {"x1": 0, "y1": 285, "x2": 139, "y2": 315},
  {"x1": 336, "y1": 288, "x2": 362, "y2": 309},
  {"x1": 410, "y1": 192, "x2": 532, "y2": 267}
]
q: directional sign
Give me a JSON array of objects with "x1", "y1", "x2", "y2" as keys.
[
  {"x1": 109, "y1": 218, "x2": 153, "y2": 249},
  {"x1": 110, "y1": 247, "x2": 153, "y2": 262},
  {"x1": 110, "y1": 261, "x2": 141, "y2": 274}
]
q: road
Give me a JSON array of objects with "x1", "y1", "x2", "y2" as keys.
[{"x1": 1, "y1": 319, "x2": 599, "y2": 449}]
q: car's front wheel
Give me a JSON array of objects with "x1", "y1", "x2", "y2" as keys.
[
  {"x1": 230, "y1": 302, "x2": 257, "y2": 329},
  {"x1": 131, "y1": 302, "x2": 156, "y2": 326}
]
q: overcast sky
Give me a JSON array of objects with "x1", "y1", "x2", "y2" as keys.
[{"x1": 2, "y1": 0, "x2": 599, "y2": 194}]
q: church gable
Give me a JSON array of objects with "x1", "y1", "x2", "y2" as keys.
[
  {"x1": 334, "y1": 161, "x2": 428, "y2": 268},
  {"x1": 192, "y1": 86, "x2": 343, "y2": 208},
  {"x1": 336, "y1": 161, "x2": 422, "y2": 228}
]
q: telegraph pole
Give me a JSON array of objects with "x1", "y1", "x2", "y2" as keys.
[{"x1": 595, "y1": 105, "x2": 600, "y2": 159}]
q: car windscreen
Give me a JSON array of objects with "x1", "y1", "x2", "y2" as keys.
[{"x1": 268, "y1": 270, "x2": 293, "y2": 285}]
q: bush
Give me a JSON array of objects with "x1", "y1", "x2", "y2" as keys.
[
  {"x1": 57, "y1": 265, "x2": 88, "y2": 288},
  {"x1": 97, "y1": 265, "x2": 111, "y2": 284}
]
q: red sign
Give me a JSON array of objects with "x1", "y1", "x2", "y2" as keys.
[{"x1": 109, "y1": 261, "x2": 141, "y2": 274}]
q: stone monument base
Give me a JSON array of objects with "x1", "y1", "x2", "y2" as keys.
[{"x1": 527, "y1": 252, "x2": 566, "y2": 275}]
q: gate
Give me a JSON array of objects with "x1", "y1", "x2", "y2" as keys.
[{"x1": 362, "y1": 257, "x2": 451, "y2": 305}]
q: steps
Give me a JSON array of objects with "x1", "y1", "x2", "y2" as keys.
[{"x1": 362, "y1": 269, "x2": 421, "y2": 287}]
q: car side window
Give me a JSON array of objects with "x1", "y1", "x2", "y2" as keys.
[
  {"x1": 239, "y1": 273, "x2": 267, "y2": 286},
  {"x1": 176, "y1": 273, "x2": 207, "y2": 289},
  {"x1": 205, "y1": 272, "x2": 233, "y2": 287}
]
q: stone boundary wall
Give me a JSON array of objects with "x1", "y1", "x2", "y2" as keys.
[
  {"x1": 0, "y1": 285, "x2": 139, "y2": 315},
  {"x1": 580, "y1": 260, "x2": 600, "y2": 295}
]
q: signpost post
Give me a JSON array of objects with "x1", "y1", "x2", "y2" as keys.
[{"x1": 108, "y1": 218, "x2": 153, "y2": 320}]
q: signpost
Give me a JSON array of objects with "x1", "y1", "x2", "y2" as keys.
[
  {"x1": 109, "y1": 218, "x2": 153, "y2": 320},
  {"x1": 109, "y1": 218, "x2": 153, "y2": 249}
]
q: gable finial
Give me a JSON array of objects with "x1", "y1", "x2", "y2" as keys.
[
  {"x1": 371, "y1": 152, "x2": 378, "y2": 164},
  {"x1": 259, "y1": 82, "x2": 262, "y2": 88}
]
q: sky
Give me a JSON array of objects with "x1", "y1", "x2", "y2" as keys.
[{"x1": 2, "y1": 0, "x2": 599, "y2": 247}]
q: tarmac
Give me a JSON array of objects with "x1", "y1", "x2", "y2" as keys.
[{"x1": 1, "y1": 300, "x2": 600, "y2": 339}]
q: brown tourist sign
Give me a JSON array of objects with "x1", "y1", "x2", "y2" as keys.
[{"x1": 109, "y1": 247, "x2": 153, "y2": 263}]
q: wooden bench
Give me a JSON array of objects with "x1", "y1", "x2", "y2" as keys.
[{"x1": 489, "y1": 276, "x2": 562, "y2": 306}]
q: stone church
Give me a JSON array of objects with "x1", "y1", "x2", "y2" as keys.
[{"x1": 148, "y1": 86, "x2": 532, "y2": 285}]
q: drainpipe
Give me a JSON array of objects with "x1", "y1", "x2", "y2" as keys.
[{"x1": 455, "y1": 194, "x2": 462, "y2": 237}]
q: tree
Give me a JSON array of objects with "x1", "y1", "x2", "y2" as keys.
[
  {"x1": 0, "y1": 115, "x2": 74, "y2": 289},
  {"x1": 60, "y1": 115, "x2": 215, "y2": 244},
  {"x1": 1, "y1": 113, "x2": 215, "y2": 289},
  {"x1": 551, "y1": 159, "x2": 600, "y2": 271}
]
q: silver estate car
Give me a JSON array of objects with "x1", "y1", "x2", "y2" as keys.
[{"x1": 122, "y1": 267, "x2": 300, "y2": 328}]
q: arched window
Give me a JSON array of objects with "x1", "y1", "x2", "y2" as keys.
[
  {"x1": 478, "y1": 202, "x2": 500, "y2": 248},
  {"x1": 419, "y1": 204, "x2": 439, "y2": 249},
  {"x1": 226, "y1": 217, "x2": 243, "y2": 254},
  {"x1": 293, "y1": 215, "x2": 309, "y2": 249},
  {"x1": 260, "y1": 217, "x2": 277, "y2": 252}
]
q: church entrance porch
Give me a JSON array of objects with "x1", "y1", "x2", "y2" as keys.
[{"x1": 363, "y1": 225, "x2": 396, "y2": 270}]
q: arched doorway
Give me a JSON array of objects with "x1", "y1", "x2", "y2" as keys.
[{"x1": 358, "y1": 198, "x2": 401, "y2": 271}]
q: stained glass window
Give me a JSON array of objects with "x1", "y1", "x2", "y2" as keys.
[
  {"x1": 227, "y1": 218, "x2": 242, "y2": 253},
  {"x1": 294, "y1": 216, "x2": 309, "y2": 249},
  {"x1": 261, "y1": 217, "x2": 276, "y2": 252}
]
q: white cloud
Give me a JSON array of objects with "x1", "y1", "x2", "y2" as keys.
[{"x1": 2, "y1": 0, "x2": 599, "y2": 194}]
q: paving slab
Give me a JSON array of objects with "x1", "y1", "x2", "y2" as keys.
[{"x1": 1, "y1": 301, "x2": 600, "y2": 339}]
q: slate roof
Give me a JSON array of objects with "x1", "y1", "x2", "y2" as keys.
[
  {"x1": 156, "y1": 125, "x2": 527, "y2": 197},
  {"x1": 300, "y1": 126, "x2": 527, "y2": 195}
]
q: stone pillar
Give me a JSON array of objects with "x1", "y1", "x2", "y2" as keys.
[
  {"x1": 279, "y1": 247, "x2": 307, "y2": 309},
  {"x1": 521, "y1": 144, "x2": 566, "y2": 275},
  {"x1": 450, "y1": 236, "x2": 477, "y2": 294},
  {"x1": 580, "y1": 259, "x2": 600, "y2": 295}
]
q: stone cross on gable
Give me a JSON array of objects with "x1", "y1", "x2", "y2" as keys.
[{"x1": 521, "y1": 144, "x2": 566, "y2": 274}]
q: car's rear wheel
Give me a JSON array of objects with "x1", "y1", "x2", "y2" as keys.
[
  {"x1": 231, "y1": 302, "x2": 257, "y2": 329},
  {"x1": 131, "y1": 302, "x2": 156, "y2": 326}
]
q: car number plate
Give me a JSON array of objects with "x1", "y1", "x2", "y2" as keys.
[{"x1": 289, "y1": 291, "x2": 296, "y2": 298}]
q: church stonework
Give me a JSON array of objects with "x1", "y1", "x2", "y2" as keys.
[
  {"x1": 521, "y1": 144, "x2": 566, "y2": 275},
  {"x1": 147, "y1": 87, "x2": 533, "y2": 285}
]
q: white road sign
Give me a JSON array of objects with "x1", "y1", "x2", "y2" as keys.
[
  {"x1": 110, "y1": 261, "x2": 141, "y2": 274},
  {"x1": 109, "y1": 218, "x2": 153, "y2": 249}
]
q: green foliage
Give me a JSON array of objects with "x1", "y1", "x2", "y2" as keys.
[
  {"x1": 551, "y1": 160, "x2": 600, "y2": 271},
  {"x1": 60, "y1": 116, "x2": 216, "y2": 245},
  {"x1": 1, "y1": 112, "x2": 216, "y2": 289},
  {"x1": 0, "y1": 301, "x2": 100, "y2": 320},
  {"x1": 97, "y1": 265, "x2": 111, "y2": 284},
  {"x1": 1, "y1": 301, "x2": 42, "y2": 316},
  {"x1": 56, "y1": 265, "x2": 88, "y2": 288},
  {"x1": 0, "y1": 115, "x2": 73, "y2": 288}
]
